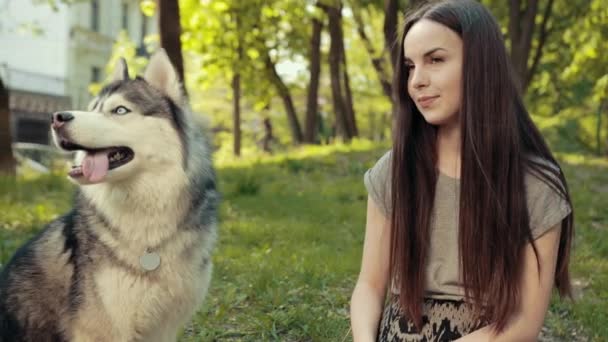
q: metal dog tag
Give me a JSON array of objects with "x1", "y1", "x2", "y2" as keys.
[{"x1": 139, "y1": 252, "x2": 161, "y2": 271}]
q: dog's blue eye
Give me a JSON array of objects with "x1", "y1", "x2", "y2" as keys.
[{"x1": 113, "y1": 106, "x2": 130, "y2": 115}]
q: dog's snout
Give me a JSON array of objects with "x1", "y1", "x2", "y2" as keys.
[
  {"x1": 54, "y1": 112, "x2": 74, "y2": 123},
  {"x1": 52, "y1": 112, "x2": 74, "y2": 129}
]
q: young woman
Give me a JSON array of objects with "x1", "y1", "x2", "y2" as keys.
[{"x1": 350, "y1": 0, "x2": 574, "y2": 341}]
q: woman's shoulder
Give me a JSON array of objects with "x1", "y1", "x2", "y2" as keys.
[
  {"x1": 523, "y1": 155, "x2": 571, "y2": 239},
  {"x1": 368, "y1": 149, "x2": 393, "y2": 179},
  {"x1": 364, "y1": 149, "x2": 393, "y2": 216},
  {"x1": 523, "y1": 155, "x2": 565, "y2": 191},
  {"x1": 376, "y1": 149, "x2": 393, "y2": 169},
  {"x1": 525, "y1": 154, "x2": 561, "y2": 172}
]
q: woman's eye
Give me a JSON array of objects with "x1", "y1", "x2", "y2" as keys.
[
  {"x1": 113, "y1": 106, "x2": 130, "y2": 115},
  {"x1": 430, "y1": 57, "x2": 444, "y2": 64},
  {"x1": 406, "y1": 64, "x2": 415, "y2": 70}
]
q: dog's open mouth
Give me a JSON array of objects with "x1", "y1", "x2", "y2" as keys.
[{"x1": 60, "y1": 139, "x2": 134, "y2": 182}]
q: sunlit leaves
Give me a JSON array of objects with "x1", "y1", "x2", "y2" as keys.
[
  {"x1": 88, "y1": 31, "x2": 150, "y2": 96},
  {"x1": 593, "y1": 75, "x2": 608, "y2": 103},
  {"x1": 246, "y1": 48, "x2": 261, "y2": 60},
  {"x1": 480, "y1": 0, "x2": 608, "y2": 152},
  {"x1": 140, "y1": 0, "x2": 156, "y2": 17},
  {"x1": 212, "y1": 1, "x2": 230, "y2": 12}
]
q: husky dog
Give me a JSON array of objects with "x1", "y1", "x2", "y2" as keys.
[{"x1": 0, "y1": 49, "x2": 219, "y2": 342}]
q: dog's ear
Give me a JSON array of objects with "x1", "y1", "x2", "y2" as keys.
[
  {"x1": 143, "y1": 49, "x2": 183, "y2": 104},
  {"x1": 112, "y1": 58, "x2": 130, "y2": 82}
]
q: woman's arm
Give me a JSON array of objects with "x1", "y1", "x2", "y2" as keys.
[
  {"x1": 350, "y1": 197, "x2": 392, "y2": 342},
  {"x1": 455, "y1": 224, "x2": 563, "y2": 342}
]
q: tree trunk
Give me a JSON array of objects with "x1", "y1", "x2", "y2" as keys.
[
  {"x1": 261, "y1": 117, "x2": 274, "y2": 153},
  {"x1": 326, "y1": 3, "x2": 351, "y2": 141},
  {"x1": 0, "y1": 77, "x2": 15, "y2": 176},
  {"x1": 340, "y1": 39, "x2": 358, "y2": 137},
  {"x1": 352, "y1": 4, "x2": 392, "y2": 100},
  {"x1": 304, "y1": 14, "x2": 323, "y2": 143},
  {"x1": 384, "y1": 0, "x2": 399, "y2": 69},
  {"x1": 232, "y1": 73, "x2": 241, "y2": 157},
  {"x1": 605, "y1": 105, "x2": 608, "y2": 158},
  {"x1": 265, "y1": 54, "x2": 303, "y2": 144},
  {"x1": 232, "y1": 10, "x2": 242, "y2": 157},
  {"x1": 598, "y1": 98, "x2": 606, "y2": 156},
  {"x1": 508, "y1": 0, "x2": 554, "y2": 92},
  {"x1": 158, "y1": 0, "x2": 187, "y2": 95},
  {"x1": 336, "y1": 3, "x2": 357, "y2": 137},
  {"x1": 383, "y1": 0, "x2": 426, "y2": 66}
]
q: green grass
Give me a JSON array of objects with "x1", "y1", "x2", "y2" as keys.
[
  {"x1": 186, "y1": 142, "x2": 379, "y2": 341},
  {"x1": 542, "y1": 153, "x2": 608, "y2": 342},
  {"x1": 0, "y1": 172, "x2": 74, "y2": 263},
  {"x1": 1, "y1": 142, "x2": 606, "y2": 341}
]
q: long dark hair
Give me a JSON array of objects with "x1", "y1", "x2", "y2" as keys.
[{"x1": 390, "y1": 0, "x2": 574, "y2": 332}]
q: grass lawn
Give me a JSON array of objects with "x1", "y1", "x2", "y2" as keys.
[{"x1": 0, "y1": 141, "x2": 606, "y2": 341}]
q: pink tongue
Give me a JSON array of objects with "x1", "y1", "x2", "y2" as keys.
[{"x1": 82, "y1": 151, "x2": 109, "y2": 182}]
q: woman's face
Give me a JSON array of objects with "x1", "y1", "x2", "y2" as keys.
[{"x1": 403, "y1": 19, "x2": 463, "y2": 128}]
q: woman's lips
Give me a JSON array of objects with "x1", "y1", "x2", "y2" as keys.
[{"x1": 418, "y1": 95, "x2": 439, "y2": 108}]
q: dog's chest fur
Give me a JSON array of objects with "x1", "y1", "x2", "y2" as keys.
[
  {"x1": 98, "y1": 257, "x2": 207, "y2": 336},
  {"x1": 69, "y1": 195, "x2": 215, "y2": 341},
  {"x1": 71, "y1": 230, "x2": 213, "y2": 341}
]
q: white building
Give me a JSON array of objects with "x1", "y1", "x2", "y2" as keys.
[{"x1": 0, "y1": 0, "x2": 156, "y2": 144}]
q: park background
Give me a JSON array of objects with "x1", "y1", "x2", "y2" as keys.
[{"x1": 0, "y1": 0, "x2": 606, "y2": 340}]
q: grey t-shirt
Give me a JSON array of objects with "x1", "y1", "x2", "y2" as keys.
[{"x1": 363, "y1": 150, "x2": 572, "y2": 300}]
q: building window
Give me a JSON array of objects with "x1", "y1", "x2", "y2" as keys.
[
  {"x1": 17, "y1": 119, "x2": 49, "y2": 145},
  {"x1": 91, "y1": 0, "x2": 99, "y2": 31},
  {"x1": 91, "y1": 67, "x2": 101, "y2": 83},
  {"x1": 122, "y1": 3, "x2": 129, "y2": 31}
]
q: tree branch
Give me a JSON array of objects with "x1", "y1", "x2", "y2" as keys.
[
  {"x1": 521, "y1": 0, "x2": 539, "y2": 54},
  {"x1": 351, "y1": 3, "x2": 392, "y2": 99},
  {"x1": 508, "y1": 0, "x2": 520, "y2": 48},
  {"x1": 526, "y1": 0, "x2": 554, "y2": 86},
  {"x1": 384, "y1": 0, "x2": 398, "y2": 68}
]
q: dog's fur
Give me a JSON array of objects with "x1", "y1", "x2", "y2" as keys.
[{"x1": 0, "y1": 50, "x2": 219, "y2": 342}]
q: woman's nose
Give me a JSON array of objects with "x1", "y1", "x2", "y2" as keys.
[{"x1": 410, "y1": 67, "x2": 429, "y2": 90}]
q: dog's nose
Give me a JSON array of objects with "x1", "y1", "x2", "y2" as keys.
[{"x1": 51, "y1": 112, "x2": 74, "y2": 129}]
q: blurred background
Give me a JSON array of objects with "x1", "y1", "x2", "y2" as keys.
[
  {"x1": 1, "y1": 0, "x2": 606, "y2": 165},
  {"x1": 0, "y1": 0, "x2": 606, "y2": 341}
]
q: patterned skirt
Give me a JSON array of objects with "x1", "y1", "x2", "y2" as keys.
[{"x1": 377, "y1": 296, "x2": 489, "y2": 342}]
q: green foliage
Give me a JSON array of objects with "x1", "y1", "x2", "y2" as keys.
[
  {"x1": 89, "y1": 31, "x2": 156, "y2": 96},
  {"x1": 179, "y1": 0, "x2": 317, "y2": 146},
  {"x1": 345, "y1": 1, "x2": 394, "y2": 140},
  {"x1": 139, "y1": 0, "x2": 157, "y2": 17},
  {"x1": 462, "y1": 0, "x2": 608, "y2": 156},
  {"x1": 0, "y1": 173, "x2": 74, "y2": 263},
  {"x1": 180, "y1": 0, "x2": 310, "y2": 91},
  {"x1": 485, "y1": 0, "x2": 608, "y2": 155}
]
